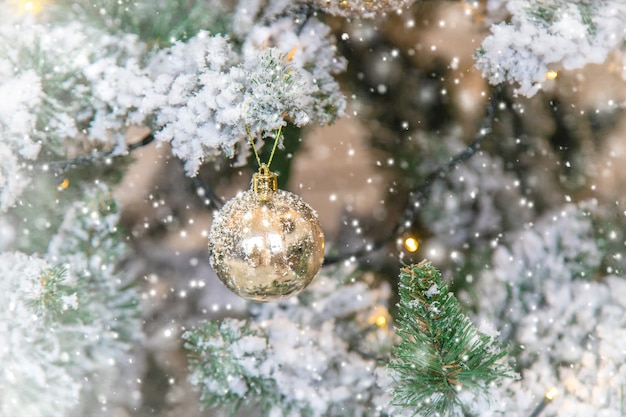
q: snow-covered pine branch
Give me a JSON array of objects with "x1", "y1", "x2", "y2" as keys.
[
  {"x1": 475, "y1": 203, "x2": 602, "y2": 334},
  {"x1": 0, "y1": 184, "x2": 142, "y2": 417},
  {"x1": 475, "y1": 0, "x2": 626, "y2": 96},
  {"x1": 0, "y1": 0, "x2": 347, "y2": 210},
  {"x1": 143, "y1": 35, "x2": 340, "y2": 175},
  {"x1": 0, "y1": 252, "x2": 82, "y2": 417},
  {"x1": 183, "y1": 269, "x2": 392, "y2": 416},
  {"x1": 465, "y1": 203, "x2": 626, "y2": 416},
  {"x1": 143, "y1": 0, "x2": 347, "y2": 175},
  {"x1": 0, "y1": 12, "x2": 148, "y2": 211}
]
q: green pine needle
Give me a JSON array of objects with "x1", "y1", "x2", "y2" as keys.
[
  {"x1": 389, "y1": 261, "x2": 515, "y2": 417},
  {"x1": 183, "y1": 320, "x2": 278, "y2": 416},
  {"x1": 48, "y1": 0, "x2": 232, "y2": 46},
  {"x1": 527, "y1": 0, "x2": 598, "y2": 36},
  {"x1": 27, "y1": 265, "x2": 71, "y2": 320}
]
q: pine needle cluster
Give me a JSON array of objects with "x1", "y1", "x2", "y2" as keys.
[
  {"x1": 183, "y1": 320, "x2": 276, "y2": 416},
  {"x1": 389, "y1": 261, "x2": 514, "y2": 417}
]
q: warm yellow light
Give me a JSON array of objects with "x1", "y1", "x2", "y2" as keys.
[
  {"x1": 14, "y1": 0, "x2": 46, "y2": 14},
  {"x1": 59, "y1": 178, "x2": 70, "y2": 190},
  {"x1": 463, "y1": 3, "x2": 476, "y2": 15},
  {"x1": 545, "y1": 70, "x2": 558, "y2": 80},
  {"x1": 404, "y1": 237, "x2": 419, "y2": 253},
  {"x1": 367, "y1": 305, "x2": 390, "y2": 329},
  {"x1": 286, "y1": 46, "x2": 298, "y2": 62},
  {"x1": 545, "y1": 387, "x2": 558, "y2": 401}
]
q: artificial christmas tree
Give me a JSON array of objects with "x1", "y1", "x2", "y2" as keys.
[{"x1": 2, "y1": 0, "x2": 626, "y2": 416}]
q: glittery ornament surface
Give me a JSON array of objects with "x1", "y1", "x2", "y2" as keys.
[
  {"x1": 208, "y1": 189, "x2": 325, "y2": 302},
  {"x1": 314, "y1": 0, "x2": 415, "y2": 18}
]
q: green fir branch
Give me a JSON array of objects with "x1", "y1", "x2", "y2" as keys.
[
  {"x1": 26, "y1": 265, "x2": 74, "y2": 320},
  {"x1": 183, "y1": 320, "x2": 278, "y2": 416},
  {"x1": 527, "y1": 0, "x2": 599, "y2": 36},
  {"x1": 8, "y1": 36, "x2": 90, "y2": 154},
  {"x1": 389, "y1": 261, "x2": 515, "y2": 417},
  {"x1": 47, "y1": 184, "x2": 142, "y2": 348},
  {"x1": 48, "y1": 0, "x2": 232, "y2": 46}
]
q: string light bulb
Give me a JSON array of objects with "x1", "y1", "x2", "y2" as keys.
[
  {"x1": 367, "y1": 305, "x2": 390, "y2": 329},
  {"x1": 545, "y1": 70, "x2": 558, "y2": 80},
  {"x1": 58, "y1": 178, "x2": 70, "y2": 190},
  {"x1": 403, "y1": 236, "x2": 419, "y2": 253},
  {"x1": 15, "y1": 0, "x2": 47, "y2": 14},
  {"x1": 528, "y1": 387, "x2": 558, "y2": 417},
  {"x1": 544, "y1": 387, "x2": 557, "y2": 401}
]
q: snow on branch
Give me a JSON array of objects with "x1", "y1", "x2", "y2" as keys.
[
  {"x1": 0, "y1": 184, "x2": 143, "y2": 417},
  {"x1": 0, "y1": 0, "x2": 347, "y2": 198},
  {"x1": 143, "y1": 32, "x2": 342, "y2": 175},
  {"x1": 476, "y1": 203, "x2": 602, "y2": 330},
  {"x1": 143, "y1": 1, "x2": 347, "y2": 176},
  {"x1": 464, "y1": 203, "x2": 626, "y2": 415},
  {"x1": 475, "y1": 0, "x2": 626, "y2": 96},
  {"x1": 183, "y1": 271, "x2": 392, "y2": 416},
  {"x1": 0, "y1": 13, "x2": 149, "y2": 210},
  {"x1": 0, "y1": 252, "x2": 82, "y2": 417}
]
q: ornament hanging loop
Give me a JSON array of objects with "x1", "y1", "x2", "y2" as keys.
[
  {"x1": 246, "y1": 120, "x2": 283, "y2": 201},
  {"x1": 245, "y1": 122, "x2": 284, "y2": 171},
  {"x1": 253, "y1": 163, "x2": 278, "y2": 201}
]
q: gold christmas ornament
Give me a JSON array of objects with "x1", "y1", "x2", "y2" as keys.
[
  {"x1": 315, "y1": 0, "x2": 416, "y2": 18},
  {"x1": 208, "y1": 164, "x2": 325, "y2": 302}
]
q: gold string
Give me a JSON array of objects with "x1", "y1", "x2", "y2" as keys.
[
  {"x1": 266, "y1": 124, "x2": 283, "y2": 169},
  {"x1": 246, "y1": 124, "x2": 283, "y2": 170},
  {"x1": 245, "y1": 124, "x2": 263, "y2": 168}
]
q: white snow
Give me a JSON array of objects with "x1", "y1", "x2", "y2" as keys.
[{"x1": 476, "y1": 1, "x2": 626, "y2": 96}]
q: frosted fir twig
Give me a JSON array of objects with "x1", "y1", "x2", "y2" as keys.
[
  {"x1": 0, "y1": 253, "x2": 82, "y2": 417},
  {"x1": 475, "y1": 0, "x2": 626, "y2": 96},
  {"x1": 388, "y1": 261, "x2": 515, "y2": 417},
  {"x1": 184, "y1": 317, "x2": 380, "y2": 417},
  {"x1": 1, "y1": 0, "x2": 347, "y2": 213},
  {"x1": 465, "y1": 203, "x2": 626, "y2": 416},
  {"x1": 184, "y1": 271, "x2": 391, "y2": 417},
  {"x1": 0, "y1": 13, "x2": 150, "y2": 210},
  {"x1": 47, "y1": 0, "x2": 231, "y2": 45},
  {"x1": 183, "y1": 320, "x2": 275, "y2": 415},
  {"x1": 0, "y1": 184, "x2": 142, "y2": 417}
]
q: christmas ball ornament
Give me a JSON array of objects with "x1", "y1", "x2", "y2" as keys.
[
  {"x1": 314, "y1": 0, "x2": 416, "y2": 18},
  {"x1": 208, "y1": 164, "x2": 325, "y2": 302}
]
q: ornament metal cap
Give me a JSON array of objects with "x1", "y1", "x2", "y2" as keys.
[{"x1": 252, "y1": 164, "x2": 277, "y2": 201}]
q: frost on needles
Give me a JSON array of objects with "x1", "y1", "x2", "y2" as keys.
[
  {"x1": 0, "y1": 185, "x2": 142, "y2": 417},
  {"x1": 389, "y1": 261, "x2": 515, "y2": 417},
  {"x1": 182, "y1": 269, "x2": 390, "y2": 417},
  {"x1": 475, "y1": 0, "x2": 626, "y2": 96}
]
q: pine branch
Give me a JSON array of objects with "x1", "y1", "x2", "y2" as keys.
[
  {"x1": 389, "y1": 261, "x2": 514, "y2": 417},
  {"x1": 183, "y1": 320, "x2": 278, "y2": 416},
  {"x1": 528, "y1": 0, "x2": 598, "y2": 35},
  {"x1": 47, "y1": 0, "x2": 232, "y2": 45},
  {"x1": 26, "y1": 265, "x2": 74, "y2": 320}
]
